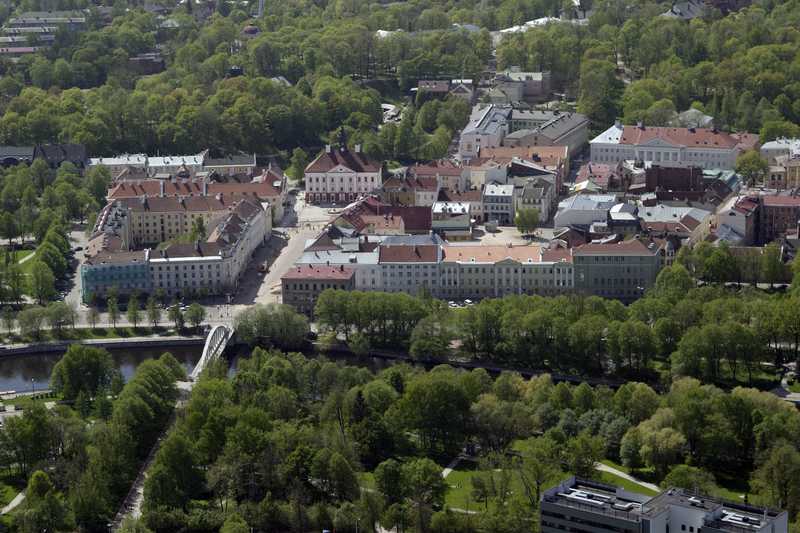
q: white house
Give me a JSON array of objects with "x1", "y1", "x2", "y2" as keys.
[{"x1": 305, "y1": 144, "x2": 384, "y2": 204}]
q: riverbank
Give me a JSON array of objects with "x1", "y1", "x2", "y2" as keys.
[{"x1": 0, "y1": 334, "x2": 205, "y2": 356}]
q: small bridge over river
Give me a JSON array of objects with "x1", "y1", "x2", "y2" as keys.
[{"x1": 190, "y1": 324, "x2": 234, "y2": 380}]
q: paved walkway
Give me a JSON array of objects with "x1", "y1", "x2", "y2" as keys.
[
  {"x1": 442, "y1": 456, "x2": 462, "y2": 478},
  {"x1": 1, "y1": 492, "x2": 25, "y2": 515},
  {"x1": 595, "y1": 462, "x2": 660, "y2": 493},
  {"x1": 17, "y1": 252, "x2": 34, "y2": 265}
]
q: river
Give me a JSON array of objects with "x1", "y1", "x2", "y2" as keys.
[{"x1": 0, "y1": 346, "x2": 202, "y2": 393}]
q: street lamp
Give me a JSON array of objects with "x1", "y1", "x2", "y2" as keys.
[{"x1": 31, "y1": 378, "x2": 35, "y2": 395}]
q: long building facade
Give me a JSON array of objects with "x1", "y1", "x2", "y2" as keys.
[
  {"x1": 285, "y1": 232, "x2": 667, "y2": 308},
  {"x1": 590, "y1": 123, "x2": 758, "y2": 170},
  {"x1": 81, "y1": 196, "x2": 271, "y2": 302}
]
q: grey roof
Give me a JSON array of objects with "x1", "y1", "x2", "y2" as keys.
[
  {"x1": 462, "y1": 104, "x2": 512, "y2": 135},
  {"x1": 538, "y1": 112, "x2": 589, "y2": 140},
  {"x1": 0, "y1": 146, "x2": 34, "y2": 159},
  {"x1": 558, "y1": 194, "x2": 617, "y2": 211},
  {"x1": 382, "y1": 233, "x2": 444, "y2": 246},
  {"x1": 297, "y1": 249, "x2": 379, "y2": 265},
  {"x1": 520, "y1": 177, "x2": 552, "y2": 200},
  {"x1": 484, "y1": 183, "x2": 515, "y2": 197},
  {"x1": 204, "y1": 153, "x2": 256, "y2": 167}
]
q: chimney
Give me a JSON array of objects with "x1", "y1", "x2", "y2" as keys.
[
  {"x1": 355, "y1": 144, "x2": 362, "y2": 153},
  {"x1": 159, "y1": 180, "x2": 165, "y2": 198},
  {"x1": 195, "y1": 240, "x2": 201, "y2": 254},
  {"x1": 202, "y1": 180, "x2": 208, "y2": 196},
  {"x1": 326, "y1": 144, "x2": 332, "y2": 153},
  {"x1": 637, "y1": 120, "x2": 644, "y2": 129}
]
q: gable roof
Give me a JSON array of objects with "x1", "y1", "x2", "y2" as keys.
[{"x1": 306, "y1": 147, "x2": 382, "y2": 174}]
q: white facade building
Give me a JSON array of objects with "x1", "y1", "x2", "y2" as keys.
[
  {"x1": 305, "y1": 145, "x2": 384, "y2": 204},
  {"x1": 458, "y1": 104, "x2": 512, "y2": 160},
  {"x1": 554, "y1": 194, "x2": 617, "y2": 228},
  {"x1": 590, "y1": 123, "x2": 758, "y2": 170}
]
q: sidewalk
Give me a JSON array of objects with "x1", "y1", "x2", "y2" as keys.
[
  {"x1": 0, "y1": 333, "x2": 205, "y2": 356},
  {"x1": 595, "y1": 462, "x2": 660, "y2": 493}
]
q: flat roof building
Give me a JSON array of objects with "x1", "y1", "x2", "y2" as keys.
[{"x1": 542, "y1": 477, "x2": 788, "y2": 533}]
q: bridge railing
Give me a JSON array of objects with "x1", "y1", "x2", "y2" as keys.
[{"x1": 190, "y1": 325, "x2": 232, "y2": 380}]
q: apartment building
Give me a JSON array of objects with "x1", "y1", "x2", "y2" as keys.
[
  {"x1": 432, "y1": 201, "x2": 473, "y2": 239},
  {"x1": 516, "y1": 177, "x2": 555, "y2": 222},
  {"x1": 590, "y1": 122, "x2": 758, "y2": 170},
  {"x1": 379, "y1": 176, "x2": 440, "y2": 207},
  {"x1": 542, "y1": 477, "x2": 787, "y2": 533},
  {"x1": 281, "y1": 265, "x2": 355, "y2": 316},
  {"x1": 81, "y1": 197, "x2": 270, "y2": 302},
  {"x1": 715, "y1": 195, "x2": 759, "y2": 245},
  {"x1": 458, "y1": 104, "x2": 512, "y2": 160},
  {"x1": 0, "y1": 11, "x2": 86, "y2": 60},
  {"x1": 410, "y1": 160, "x2": 468, "y2": 192},
  {"x1": 89, "y1": 152, "x2": 207, "y2": 178},
  {"x1": 483, "y1": 183, "x2": 515, "y2": 225},
  {"x1": 305, "y1": 144, "x2": 384, "y2": 204},
  {"x1": 759, "y1": 194, "x2": 800, "y2": 243},
  {"x1": 494, "y1": 68, "x2": 551, "y2": 102},
  {"x1": 573, "y1": 238, "x2": 668, "y2": 301},
  {"x1": 505, "y1": 111, "x2": 590, "y2": 157},
  {"x1": 107, "y1": 168, "x2": 288, "y2": 223}
]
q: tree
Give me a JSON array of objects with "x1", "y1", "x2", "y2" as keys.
[
  {"x1": 46, "y1": 301, "x2": 71, "y2": 334},
  {"x1": 108, "y1": 297, "x2": 120, "y2": 329},
  {"x1": 402, "y1": 458, "x2": 448, "y2": 533},
  {"x1": 664, "y1": 465, "x2": 718, "y2": 494},
  {"x1": 516, "y1": 437, "x2": 560, "y2": 509},
  {"x1": 735, "y1": 150, "x2": 769, "y2": 187},
  {"x1": 761, "y1": 243, "x2": 785, "y2": 287},
  {"x1": 409, "y1": 314, "x2": 452, "y2": 361},
  {"x1": 6, "y1": 263, "x2": 24, "y2": 303},
  {"x1": 2, "y1": 306, "x2": 15, "y2": 335},
  {"x1": 515, "y1": 208, "x2": 540, "y2": 236},
  {"x1": 190, "y1": 217, "x2": 206, "y2": 242},
  {"x1": 375, "y1": 459, "x2": 406, "y2": 504},
  {"x1": 17, "y1": 306, "x2": 46, "y2": 340},
  {"x1": 185, "y1": 303, "x2": 205, "y2": 330},
  {"x1": 220, "y1": 513, "x2": 249, "y2": 533},
  {"x1": 51, "y1": 345, "x2": 119, "y2": 402},
  {"x1": 29, "y1": 260, "x2": 55, "y2": 304},
  {"x1": 87, "y1": 305, "x2": 100, "y2": 329},
  {"x1": 15, "y1": 470, "x2": 72, "y2": 533},
  {"x1": 167, "y1": 302, "x2": 183, "y2": 330},
  {"x1": 289, "y1": 147, "x2": 309, "y2": 182},
  {"x1": 146, "y1": 296, "x2": 161, "y2": 328},
  {"x1": 750, "y1": 443, "x2": 800, "y2": 515},
  {"x1": 127, "y1": 294, "x2": 141, "y2": 329},
  {"x1": 564, "y1": 432, "x2": 605, "y2": 478}
]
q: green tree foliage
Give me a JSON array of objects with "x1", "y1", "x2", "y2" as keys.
[
  {"x1": 234, "y1": 303, "x2": 309, "y2": 350},
  {"x1": 51, "y1": 345, "x2": 120, "y2": 402},
  {"x1": 515, "y1": 208, "x2": 540, "y2": 236}
]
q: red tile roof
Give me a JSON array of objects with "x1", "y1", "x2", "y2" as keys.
[
  {"x1": 576, "y1": 163, "x2": 619, "y2": 188},
  {"x1": 282, "y1": 264, "x2": 354, "y2": 280},
  {"x1": 438, "y1": 188, "x2": 483, "y2": 202},
  {"x1": 479, "y1": 146, "x2": 567, "y2": 167},
  {"x1": 378, "y1": 244, "x2": 439, "y2": 263},
  {"x1": 619, "y1": 126, "x2": 758, "y2": 150},
  {"x1": 411, "y1": 160, "x2": 463, "y2": 177},
  {"x1": 305, "y1": 147, "x2": 382, "y2": 174},
  {"x1": 108, "y1": 179, "x2": 282, "y2": 201},
  {"x1": 762, "y1": 195, "x2": 800, "y2": 207}
]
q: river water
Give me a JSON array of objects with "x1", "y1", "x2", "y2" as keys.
[{"x1": 0, "y1": 346, "x2": 202, "y2": 393}]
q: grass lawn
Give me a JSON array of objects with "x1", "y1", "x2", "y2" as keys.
[
  {"x1": 1, "y1": 326, "x2": 179, "y2": 344},
  {"x1": 10, "y1": 250, "x2": 33, "y2": 264},
  {"x1": 597, "y1": 470, "x2": 659, "y2": 497},
  {"x1": 788, "y1": 381, "x2": 800, "y2": 393},
  {"x1": 443, "y1": 462, "x2": 530, "y2": 512}
]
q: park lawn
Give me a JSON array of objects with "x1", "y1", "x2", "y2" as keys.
[
  {"x1": 596, "y1": 470, "x2": 659, "y2": 497},
  {"x1": 2, "y1": 326, "x2": 180, "y2": 344},
  {"x1": 10, "y1": 249, "x2": 33, "y2": 264},
  {"x1": 444, "y1": 464, "x2": 529, "y2": 512}
]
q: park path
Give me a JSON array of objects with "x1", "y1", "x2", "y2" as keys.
[
  {"x1": 595, "y1": 462, "x2": 660, "y2": 493},
  {"x1": 1, "y1": 492, "x2": 25, "y2": 515},
  {"x1": 17, "y1": 252, "x2": 34, "y2": 265}
]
